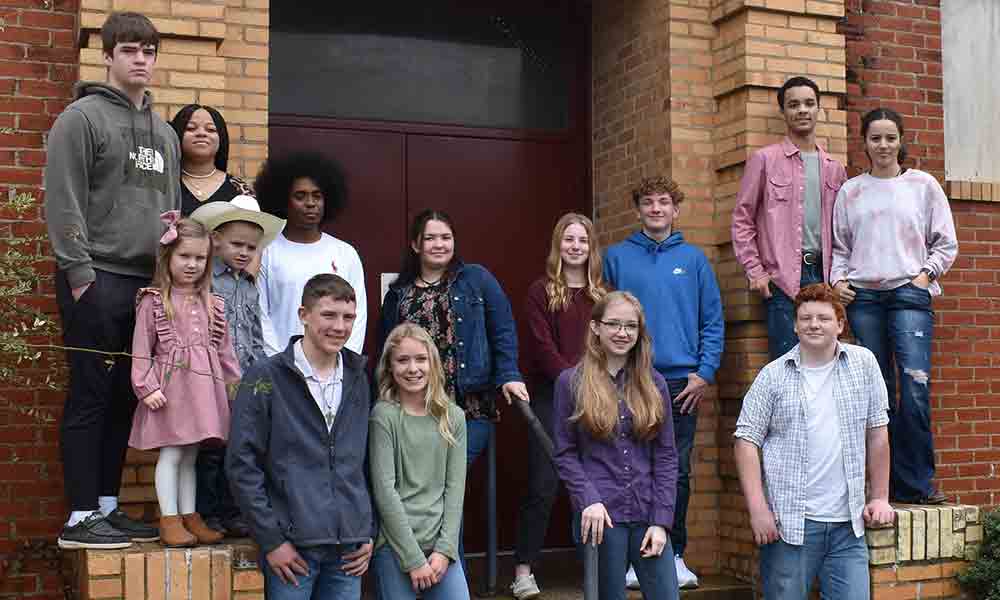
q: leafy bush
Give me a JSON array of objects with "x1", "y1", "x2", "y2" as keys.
[{"x1": 958, "y1": 508, "x2": 1000, "y2": 600}]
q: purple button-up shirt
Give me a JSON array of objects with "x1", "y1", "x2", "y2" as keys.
[
  {"x1": 731, "y1": 138, "x2": 847, "y2": 298},
  {"x1": 553, "y1": 367, "x2": 678, "y2": 529}
]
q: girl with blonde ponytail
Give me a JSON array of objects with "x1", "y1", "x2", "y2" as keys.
[
  {"x1": 369, "y1": 323, "x2": 469, "y2": 599},
  {"x1": 553, "y1": 291, "x2": 680, "y2": 599}
]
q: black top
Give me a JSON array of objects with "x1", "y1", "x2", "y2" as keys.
[{"x1": 180, "y1": 173, "x2": 253, "y2": 215}]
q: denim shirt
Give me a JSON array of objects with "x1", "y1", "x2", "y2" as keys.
[
  {"x1": 552, "y1": 367, "x2": 678, "y2": 529},
  {"x1": 379, "y1": 262, "x2": 523, "y2": 397},
  {"x1": 211, "y1": 258, "x2": 266, "y2": 372}
]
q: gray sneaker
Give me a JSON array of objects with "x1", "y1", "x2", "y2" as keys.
[
  {"x1": 510, "y1": 574, "x2": 541, "y2": 600},
  {"x1": 57, "y1": 514, "x2": 132, "y2": 550},
  {"x1": 105, "y1": 508, "x2": 159, "y2": 542}
]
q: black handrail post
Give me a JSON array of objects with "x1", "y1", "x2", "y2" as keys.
[{"x1": 481, "y1": 422, "x2": 498, "y2": 597}]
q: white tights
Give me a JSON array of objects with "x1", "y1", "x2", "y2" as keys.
[{"x1": 154, "y1": 445, "x2": 199, "y2": 516}]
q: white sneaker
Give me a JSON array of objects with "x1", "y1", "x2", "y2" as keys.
[
  {"x1": 510, "y1": 574, "x2": 541, "y2": 600},
  {"x1": 675, "y1": 555, "x2": 699, "y2": 589},
  {"x1": 625, "y1": 565, "x2": 640, "y2": 589}
]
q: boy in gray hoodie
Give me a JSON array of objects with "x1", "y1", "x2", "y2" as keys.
[{"x1": 45, "y1": 12, "x2": 181, "y2": 549}]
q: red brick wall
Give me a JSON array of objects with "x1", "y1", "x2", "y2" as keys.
[
  {"x1": 843, "y1": 0, "x2": 1000, "y2": 508},
  {"x1": 0, "y1": 3, "x2": 79, "y2": 600}
]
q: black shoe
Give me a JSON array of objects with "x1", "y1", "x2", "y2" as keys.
[
  {"x1": 57, "y1": 514, "x2": 133, "y2": 550},
  {"x1": 920, "y1": 490, "x2": 949, "y2": 505},
  {"x1": 105, "y1": 508, "x2": 160, "y2": 542}
]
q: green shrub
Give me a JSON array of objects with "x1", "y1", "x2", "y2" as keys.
[{"x1": 958, "y1": 508, "x2": 1000, "y2": 600}]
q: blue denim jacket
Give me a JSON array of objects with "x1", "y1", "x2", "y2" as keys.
[{"x1": 379, "y1": 262, "x2": 523, "y2": 396}]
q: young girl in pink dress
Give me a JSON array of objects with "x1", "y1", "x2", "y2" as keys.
[{"x1": 129, "y1": 212, "x2": 241, "y2": 547}]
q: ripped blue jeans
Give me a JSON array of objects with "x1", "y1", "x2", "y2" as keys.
[{"x1": 846, "y1": 282, "x2": 935, "y2": 502}]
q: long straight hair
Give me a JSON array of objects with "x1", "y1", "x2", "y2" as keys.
[
  {"x1": 150, "y1": 218, "x2": 214, "y2": 323},
  {"x1": 571, "y1": 291, "x2": 664, "y2": 441},
  {"x1": 170, "y1": 104, "x2": 230, "y2": 172},
  {"x1": 376, "y1": 323, "x2": 458, "y2": 446},
  {"x1": 545, "y1": 213, "x2": 607, "y2": 312}
]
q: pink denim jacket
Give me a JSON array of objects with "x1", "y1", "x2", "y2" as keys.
[{"x1": 731, "y1": 138, "x2": 847, "y2": 298}]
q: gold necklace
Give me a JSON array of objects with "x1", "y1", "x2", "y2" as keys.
[{"x1": 183, "y1": 169, "x2": 220, "y2": 198}]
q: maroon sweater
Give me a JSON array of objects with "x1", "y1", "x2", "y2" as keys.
[{"x1": 523, "y1": 277, "x2": 595, "y2": 385}]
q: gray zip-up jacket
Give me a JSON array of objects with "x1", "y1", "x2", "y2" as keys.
[
  {"x1": 44, "y1": 82, "x2": 181, "y2": 288},
  {"x1": 226, "y1": 337, "x2": 376, "y2": 553}
]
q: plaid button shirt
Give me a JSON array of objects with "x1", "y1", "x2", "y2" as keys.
[{"x1": 734, "y1": 342, "x2": 889, "y2": 545}]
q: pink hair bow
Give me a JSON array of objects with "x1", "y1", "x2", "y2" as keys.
[{"x1": 159, "y1": 210, "x2": 181, "y2": 245}]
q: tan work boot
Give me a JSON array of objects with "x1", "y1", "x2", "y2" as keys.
[
  {"x1": 159, "y1": 515, "x2": 196, "y2": 547},
  {"x1": 181, "y1": 513, "x2": 224, "y2": 544}
]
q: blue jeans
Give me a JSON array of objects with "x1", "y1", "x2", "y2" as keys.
[
  {"x1": 760, "y1": 520, "x2": 870, "y2": 600},
  {"x1": 847, "y1": 283, "x2": 935, "y2": 501},
  {"x1": 765, "y1": 259, "x2": 824, "y2": 360},
  {"x1": 264, "y1": 544, "x2": 361, "y2": 600},
  {"x1": 596, "y1": 522, "x2": 679, "y2": 600},
  {"x1": 667, "y1": 378, "x2": 694, "y2": 558},
  {"x1": 458, "y1": 418, "x2": 493, "y2": 569},
  {"x1": 372, "y1": 545, "x2": 470, "y2": 600}
]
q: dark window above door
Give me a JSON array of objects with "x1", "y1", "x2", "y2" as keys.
[{"x1": 270, "y1": 2, "x2": 580, "y2": 131}]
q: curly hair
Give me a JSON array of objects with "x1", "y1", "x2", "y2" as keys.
[
  {"x1": 253, "y1": 152, "x2": 346, "y2": 222},
  {"x1": 631, "y1": 176, "x2": 685, "y2": 206},
  {"x1": 794, "y1": 283, "x2": 846, "y2": 323}
]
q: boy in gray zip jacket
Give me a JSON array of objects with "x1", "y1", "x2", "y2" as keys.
[{"x1": 227, "y1": 274, "x2": 375, "y2": 600}]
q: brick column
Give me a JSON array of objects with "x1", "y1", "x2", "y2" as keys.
[{"x1": 708, "y1": 0, "x2": 848, "y2": 583}]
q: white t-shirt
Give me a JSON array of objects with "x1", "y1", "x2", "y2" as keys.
[
  {"x1": 258, "y1": 232, "x2": 367, "y2": 355},
  {"x1": 802, "y1": 358, "x2": 851, "y2": 522}
]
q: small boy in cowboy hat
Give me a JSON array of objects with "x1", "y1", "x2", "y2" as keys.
[{"x1": 190, "y1": 195, "x2": 284, "y2": 536}]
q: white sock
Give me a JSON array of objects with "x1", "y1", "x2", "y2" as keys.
[
  {"x1": 155, "y1": 446, "x2": 183, "y2": 516},
  {"x1": 98, "y1": 496, "x2": 119, "y2": 516},
  {"x1": 67, "y1": 510, "x2": 97, "y2": 527},
  {"x1": 177, "y1": 445, "x2": 199, "y2": 515}
]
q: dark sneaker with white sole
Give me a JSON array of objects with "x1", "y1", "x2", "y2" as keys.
[
  {"x1": 105, "y1": 508, "x2": 160, "y2": 542},
  {"x1": 57, "y1": 513, "x2": 132, "y2": 550}
]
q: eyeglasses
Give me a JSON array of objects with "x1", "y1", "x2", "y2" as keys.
[{"x1": 599, "y1": 320, "x2": 639, "y2": 335}]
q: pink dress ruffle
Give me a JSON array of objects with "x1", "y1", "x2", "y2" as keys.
[{"x1": 129, "y1": 288, "x2": 241, "y2": 450}]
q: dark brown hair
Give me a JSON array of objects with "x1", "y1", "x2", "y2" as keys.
[
  {"x1": 301, "y1": 273, "x2": 356, "y2": 308},
  {"x1": 101, "y1": 12, "x2": 160, "y2": 57},
  {"x1": 861, "y1": 107, "x2": 908, "y2": 165},
  {"x1": 392, "y1": 209, "x2": 460, "y2": 289},
  {"x1": 794, "y1": 283, "x2": 846, "y2": 322},
  {"x1": 777, "y1": 76, "x2": 820, "y2": 108},
  {"x1": 631, "y1": 176, "x2": 685, "y2": 206}
]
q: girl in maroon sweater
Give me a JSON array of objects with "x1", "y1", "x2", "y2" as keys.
[{"x1": 510, "y1": 213, "x2": 609, "y2": 599}]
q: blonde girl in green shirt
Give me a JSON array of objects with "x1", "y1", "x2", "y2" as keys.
[{"x1": 370, "y1": 323, "x2": 469, "y2": 599}]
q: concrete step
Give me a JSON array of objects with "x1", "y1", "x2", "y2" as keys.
[{"x1": 454, "y1": 550, "x2": 753, "y2": 600}]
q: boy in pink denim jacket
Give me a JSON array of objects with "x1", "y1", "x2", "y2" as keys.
[{"x1": 731, "y1": 76, "x2": 847, "y2": 359}]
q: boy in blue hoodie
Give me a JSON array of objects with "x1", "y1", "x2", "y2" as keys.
[{"x1": 603, "y1": 176, "x2": 724, "y2": 589}]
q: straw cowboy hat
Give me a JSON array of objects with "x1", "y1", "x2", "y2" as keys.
[{"x1": 190, "y1": 195, "x2": 285, "y2": 248}]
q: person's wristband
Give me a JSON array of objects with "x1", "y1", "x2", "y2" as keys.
[{"x1": 920, "y1": 268, "x2": 936, "y2": 281}]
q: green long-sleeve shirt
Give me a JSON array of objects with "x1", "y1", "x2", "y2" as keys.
[{"x1": 369, "y1": 401, "x2": 467, "y2": 571}]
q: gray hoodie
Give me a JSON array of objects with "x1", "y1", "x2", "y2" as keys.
[{"x1": 44, "y1": 82, "x2": 181, "y2": 289}]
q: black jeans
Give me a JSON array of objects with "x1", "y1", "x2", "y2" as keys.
[
  {"x1": 514, "y1": 381, "x2": 560, "y2": 567},
  {"x1": 196, "y1": 445, "x2": 240, "y2": 521},
  {"x1": 56, "y1": 269, "x2": 146, "y2": 511},
  {"x1": 667, "y1": 377, "x2": 694, "y2": 557}
]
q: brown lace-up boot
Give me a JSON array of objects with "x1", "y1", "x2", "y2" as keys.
[
  {"x1": 159, "y1": 515, "x2": 196, "y2": 547},
  {"x1": 181, "y1": 513, "x2": 224, "y2": 544}
]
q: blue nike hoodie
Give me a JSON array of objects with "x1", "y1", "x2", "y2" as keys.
[{"x1": 603, "y1": 231, "x2": 724, "y2": 383}]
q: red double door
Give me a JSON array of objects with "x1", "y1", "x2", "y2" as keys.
[{"x1": 269, "y1": 122, "x2": 589, "y2": 552}]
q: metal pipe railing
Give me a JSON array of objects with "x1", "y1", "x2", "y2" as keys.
[{"x1": 512, "y1": 400, "x2": 599, "y2": 600}]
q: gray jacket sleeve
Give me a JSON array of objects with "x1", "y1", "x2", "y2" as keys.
[
  {"x1": 225, "y1": 367, "x2": 286, "y2": 553},
  {"x1": 44, "y1": 108, "x2": 97, "y2": 289}
]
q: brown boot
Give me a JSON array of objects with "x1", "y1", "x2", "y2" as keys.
[
  {"x1": 159, "y1": 515, "x2": 196, "y2": 547},
  {"x1": 182, "y1": 513, "x2": 224, "y2": 545}
]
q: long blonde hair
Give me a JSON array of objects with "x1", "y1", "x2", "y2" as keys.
[
  {"x1": 376, "y1": 323, "x2": 458, "y2": 446},
  {"x1": 545, "y1": 213, "x2": 607, "y2": 312},
  {"x1": 571, "y1": 291, "x2": 664, "y2": 441},
  {"x1": 150, "y1": 218, "x2": 214, "y2": 322}
]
